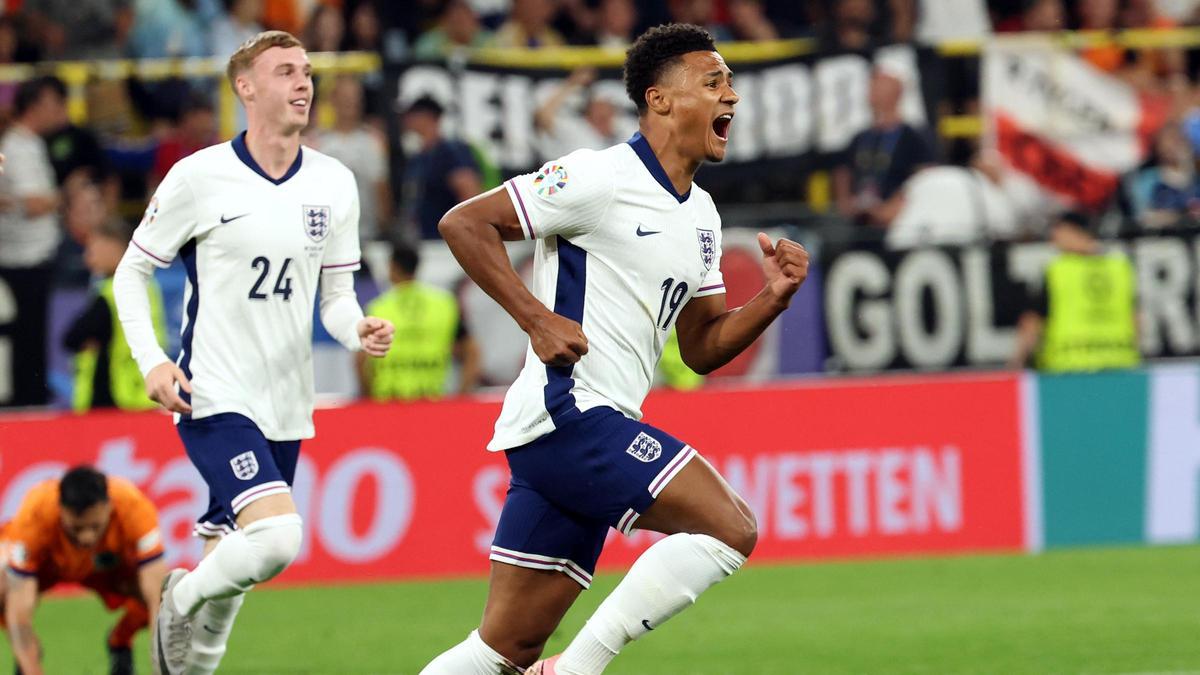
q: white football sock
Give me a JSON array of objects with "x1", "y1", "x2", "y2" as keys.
[
  {"x1": 419, "y1": 629, "x2": 520, "y2": 675},
  {"x1": 173, "y1": 514, "x2": 303, "y2": 616},
  {"x1": 556, "y1": 533, "x2": 746, "y2": 675},
  {"x1": 184, "y1": 592, "x2": 245, "y2": 674}
]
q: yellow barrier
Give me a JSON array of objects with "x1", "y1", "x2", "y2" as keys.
[
  {"x1": 0, "y1": 52, "x2": 381, "y2": 138},
  {"x1": 4, "y1": 27, "x2": 1198, "y2": 140}
]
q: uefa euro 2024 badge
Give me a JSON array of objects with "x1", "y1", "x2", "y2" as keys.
[{"x1": 533, "y1": 162, "x2": 569, "y2": 197}]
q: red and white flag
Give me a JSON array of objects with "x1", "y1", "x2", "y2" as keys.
[{"x1": 983, "y1": 36, "x2": 1168, "y2": 209}]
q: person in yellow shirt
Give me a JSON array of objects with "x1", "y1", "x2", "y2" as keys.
[
  {"x1": 1010, "y1": 212, "x2": 1140, "y2": 372},
  {"x1": 358, "y1": 242, "x2": 480, "y2": 400},
  {"x1": 64, "y1": 216, "x2": 165, "y2": 411}
]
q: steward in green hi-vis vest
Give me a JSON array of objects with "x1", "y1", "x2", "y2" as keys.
[
  {"x1": 364, "y1": 281, "x2": 464, "y2": 401},
  {"x1": 68, "y1": 278, "x2": 166, "y2": 411},
  {"x1": 1037, "y1": 253, "x2": 1139, "y2": 372},
  {"x1": 657, "y1": 327, "x2": 704, "y2": 391}
]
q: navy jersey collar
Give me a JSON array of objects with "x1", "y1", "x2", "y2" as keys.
[
  {"x1": 232, "y1": 131, "x2": 303, "y2": 185},
  {"x1": 627, "y1": 132, "x2": 690, "y2": 203}
]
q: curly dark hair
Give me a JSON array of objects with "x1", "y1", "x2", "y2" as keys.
[{"x1": 624, "y1": 24, "x2": 716, "y2": 114}]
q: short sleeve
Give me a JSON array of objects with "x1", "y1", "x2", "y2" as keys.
[
  {"x1": 129, "y1": 162, "x2": 198, "y2": 269},
  {"x1": 503, "y1": 149, "x2": 615, "y2": 241},
  {"x1": 321, "y1": 169, "x2": 362, "y2": 273},
  {"x1": 3, "y1": 486, "x2": 52, "y2": 577},
  {"x1": 441, "y1": 141, "x2": 479, "y2": 174},
  {"x1": 693, "y1": 214, "x2": 725, "y2": 299},
  {"x1": 4, "y1": 135, "x2": 54, "y2": 197},
  {"x1": 114, "y1": 482, "x2": 165, "y2": 565}
]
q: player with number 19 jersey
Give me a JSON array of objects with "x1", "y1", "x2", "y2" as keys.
[
  {"x1": 128, "y1": 133, "x2": 361, "y2": 440},
  {"x1": 489, "y1": 133, "x2": 725, "y2": 452}
]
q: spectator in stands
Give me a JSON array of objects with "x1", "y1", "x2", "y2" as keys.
[
  {"x1": 1079, "y1": 0, "x2": 1123, "y2": 71},
  {"x1": 1007, "y1": 0, "x2": 1066, "y2": 32},
  {"x1": 211, "y1": 0, "x2": 266, "y2": 59},
  {"x1": 149, "y1": 93, "x2": 218, "y2": 193},
  {"x1": 533, "y1": 67, "x2": 631, "y2": 160},
  {"x1": 128, "y1": 0, "x2": 209, "y2": 59},
  {"x1": 57, "y1": 173, "x2": 109, "y2": 288},
  {"x1": 834, "y1": 68, "x2": 934, "y2": 227},
  {"x1": 668, "y1": 0, "x2": 733, "y2": 41},
  {"x1": 1120, "y1": 0, "x2": 1187, "y2": 84},
  {"x1": 0, "y1": 17, "x2": 21, "y2": 119},
  {"x1": 1137, "y1": 121, "x2": 1200, "y2": 227},
  {"x1": 728, "y1": 0, "x2": 780, "y2": 41},
  {"x1": 64, "y1": 217, "x2": 165, "y2": 411},
  {"x1": 358, "y1": 241, "x2": 480, "y2": 400},
  {"x1": 23, "y1": 0, "x2": 134, "y2": 60},
  {"x1": 344, "y1": 0, "x2": 385, "y2": 51},
  {"x1": 313, "y1": 76, "x2": 392, "y2": 243},
  {"x1": 1009, "y1": 212, "x2": 1140, "y2": 372},
  {"x1": 900, "y1": 0, "x2": 990, "y2": 44},
  {"x1": 261, "y1": 0, "x2": 302, "y2": 35},
  {"x1": 591, "y1": 0, "x2": 637, "y2": 49},
  {"x1": 399, "y1": 96, "x2": 483, "y2": 239},
  {"x1": 0, "y1": 77, "x2": 67, "y2": 407},
  {"x1": 44, "y1": 106, "x2": 114, "y2": 198},
  {"x1": 489, "y1": 0, "x2": 567, "y2": 48},
  {"x1": 414, "y1": 0, "x2": 491, "y2": 59},
  {"x1": 819, "y1": 0, "x2": 880, "y2": 51},
  {"x1": 304, "y1": 3, "x2": 347, "y2": 53}
]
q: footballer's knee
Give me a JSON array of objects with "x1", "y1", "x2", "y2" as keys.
[
  {"x1": 715, "y1": 496, "x2": 757, "y2": 558},
  {"x1": 243, "y1": 513, "x2": 303, "y2": 581},
  {"x1": 497, "y1": 633, "x2": 551, "y2": 668}
]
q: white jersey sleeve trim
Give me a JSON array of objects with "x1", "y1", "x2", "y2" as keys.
[
  {"x1": 504, "y1": 179, "x2": 536, "y2": 240},
  {"x1": 320, "y1": 260, "x2": 362, "y2": 271},
  {"x1": 692, "y1": 283, "x2": 726, "y2": 298},
  {"x1": 130, "y1": 238, "x2": 173, "y2": 268}
]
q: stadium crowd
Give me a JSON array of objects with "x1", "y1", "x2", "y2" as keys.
[{"x1": 0, "y1": 0, "x2": 1197, "y2": 410}]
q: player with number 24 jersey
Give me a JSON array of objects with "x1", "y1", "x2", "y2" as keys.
[{"x1": 128, "y1": 134, "x2": 361, "y2": 440}]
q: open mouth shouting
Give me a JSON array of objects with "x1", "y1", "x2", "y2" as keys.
[{"x1": 712, "y1": 112, "x2": 733, "y2": 142}]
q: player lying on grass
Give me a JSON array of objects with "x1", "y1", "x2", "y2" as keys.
[
  {"x1": 422, "y1": 22, "x2": 809, "y2": 675},
  {"x1": 0, "y1": 466, "x2": 167, "y2": 675}
]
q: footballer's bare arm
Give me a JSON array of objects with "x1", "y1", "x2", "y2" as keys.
[
  {"x1": 675, "y1": 234, "x2": 808, "y2": 375},
  {"x1": 439, "y1": 187, "x2": 588, "y2": 367}
]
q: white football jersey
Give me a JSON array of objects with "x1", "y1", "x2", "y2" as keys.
[
  {"x1": 128, "y1": 133, "x2": 361, "y2": 440},
  {"x1": 489, "y1": 133, "x2": 725, "y2": 451}
]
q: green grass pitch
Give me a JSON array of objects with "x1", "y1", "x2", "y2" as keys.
[{"x1": 7, "y1": 545, "x2": 1199, "y2": 674}]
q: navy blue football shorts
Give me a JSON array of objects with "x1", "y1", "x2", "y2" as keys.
[
  {"x1": 490, "y1": 406, "x2": 698, "y2": 588},
  {"x1": 176, "y1": 412, "x2": 301, "y2": 538}
]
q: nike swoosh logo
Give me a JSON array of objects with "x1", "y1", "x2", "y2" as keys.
[
  {"x1": 636, "y1": 225, "x2": 661, "y2": 237},
  {"x1": 220, "y1": 213, "x2": 250, "y2": 224},
  {"x1": 203, "y1": 624, "x2": 220, "y2": 634},
  {"x1": 641, "y1": 619, "x2": 654, "y2": 631}
]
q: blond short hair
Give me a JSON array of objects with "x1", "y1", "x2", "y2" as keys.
[{"x1": 226, "y1": 30, "x2": 305, "y2": 95}]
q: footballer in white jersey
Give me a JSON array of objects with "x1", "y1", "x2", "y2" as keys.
[
  {"x1": 112, "y1": 32, "x2": 393, "y2": 675},
  {"x1": 422, "y1": 24, "x2": 810, "y2": 675}
]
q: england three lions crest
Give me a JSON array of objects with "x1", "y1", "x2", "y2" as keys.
[
  {"x1": 303, "y1": 205, "x2": 331, "y2": 242},
  {"x1": 229, "y1": 451, "x2": 259, "y2": 481},
  {"x1": 625, "y1": 432, "x2": 662, "y2": 463},
  {"x1": 696, "y1": 229, "x2": 716, "y2": 270}
]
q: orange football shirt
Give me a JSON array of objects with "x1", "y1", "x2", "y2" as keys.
[{"x1": 2, "y1": 477, "x2": 164, "y2": 593}]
